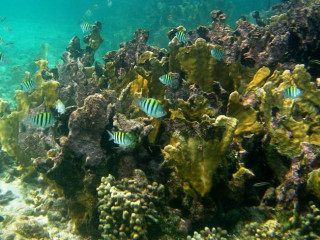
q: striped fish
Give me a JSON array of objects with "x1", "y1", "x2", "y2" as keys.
[
  {"x1": 31, "y1": 112, "x2": 55, "y2": 128},
  {"x1": 134, "y1": 97, "x2": 166, "y2": 118},
  {"x1": 80, "y1": 22, "x2": 91, "y2": 34},
  {"x1": 107, "y1": 130, "x2": 135, "y2": 147},
  {"x1": 283, "y1": 86, "x2": 302, "y2": 99},
  {"x1": 211, "y1": 45, "x2": 225, "y2": 61},
  {"x1": 21, "y1": 79, "x2": 36, "y2": 92},
  {"x1": 175, "y1": 30, "x2": 187, "y2": 44},
  {"x1": 159, "y1": 74, "x2": 174, "y2": 85}
]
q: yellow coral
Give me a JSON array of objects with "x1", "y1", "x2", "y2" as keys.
[
  {"x1": 0, "y1": 110, "x2": 23, "y2": 157},
  {"x1": 244, "y1": 66, "x2": 270, "y2": 94},
  {"x1": 162, "y1": 115, "x2": 238, "y2": 196},
  {"x1": 171, "y1": 38, "x2": 257, "y2": 93},
  {"x1": 173, "y1": 95, "x2": 215, "y2": 122},
  {"x1": 307, "y1": 169, "x2": 320, "y2": 201},
  {"x1": 227, "y1": 91, "x2": 263, "y2": 136},
  {"x1": 42, "y1": 80, "x2": 59, "y2": 107},
  {"x1": 228, "y1": 65, "x2": 320, "y2": 158},
  {"x1": 261, "y1": 65, "x2": 320, "y2": 157}
]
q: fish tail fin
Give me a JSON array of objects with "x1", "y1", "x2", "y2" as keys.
[
  {"x1": 21, "y1": 114, "x2": 34, "y2": 127},
  {"x1": 106, "y1": 130, "x2": 114, "y2": 141},
  {"x1": 133, "y1": 95, "x2": 141, "y2": 106}
]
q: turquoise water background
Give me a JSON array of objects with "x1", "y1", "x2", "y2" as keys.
[{"x1": 0, "y1": 0, "x2": 279, "y2": 104}]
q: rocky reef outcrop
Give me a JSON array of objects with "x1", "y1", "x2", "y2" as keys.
[{"x1": 191, "y1": 0, "x2": 320, "y2": 71}]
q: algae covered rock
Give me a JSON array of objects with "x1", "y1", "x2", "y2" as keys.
[{"x1": 162, "y1": 115, "x2": 238, "y2": 196}]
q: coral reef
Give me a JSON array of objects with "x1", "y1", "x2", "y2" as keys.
[{"x1": 1, "y1": 1, "x2": 320, "y2": 239}]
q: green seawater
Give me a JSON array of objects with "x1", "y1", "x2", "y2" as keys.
[{"x1": 0, "y1": 0, "x2": 279, "y2": 104}]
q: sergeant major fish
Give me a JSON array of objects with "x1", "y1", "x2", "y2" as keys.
[
  {"x1": 134, "y1": 96, "x2": 166, "y2": 118},
  {"x1": 159, "y1": 73, "x2": 174, "y2": 85},
  {"x1": 28, "y1": 112, "x2": 55, "y2": 128},
  {"x1": 211, "y1": 45, "x2": 225, "y2": 61},
  {"x1": 283, "y1": 86, "x2": 302, "y2": 99},
  {"x1": 21, "y1": 79, "x2": 36, "y2": 92},
  {"x1": 176, "y1": 30, "x2": 187, "y2": 44},
  {"x1": 107, "y1": 130, "x2": 135, "y2": 147},
  {"x1": 80, "y1": 22, "x2": 91, "y2": 34}
]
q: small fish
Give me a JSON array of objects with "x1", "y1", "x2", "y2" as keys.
[
  {"x1": 4, "y1": 26, "x2": 12, "y2": 32},
  {"x1": 0, "y1": 16, "x2": 6, "y2": 22},
  {"x1": 167, "y1": 14, "x2": 174, "y2": 20},
  {"x1": 80, "y1": 22, "x2": 91, "y2": 34},
  {"x1": 211, "y1": 45, "x2": 225, "y2": 61},
  {"x1": 316, "y1": 78, "x2": 320, "y2": 87},
  {"x1": 21, "y1": 79, "x2": 36, "y2": 92},
  {"x1": 55, "y1": 99, "x2": 66, "y2": 114},
  {"x1": 134, "y1": 96, "x2": 166, "y2": 118},
  {"x1": 225, "y1": 24, "x2": 233, "y2": 31},
  {"x1": 310, "y1": 59, "x2": 320, "y2": 65},
  {"x1": 159, "y1": 73, "x2": 174, "y2": 85},
  {"x1": 283, "y1": 86, "x2": 302, "y2": 99},
  {"x1": 0, "y1": 52, "x2": 4, "y2": 63},
  {"x1": 175, "y1": 30, "x2": 187, "y2": 44},
  {"x1": 85, "y1": 9, "x2": 92, "y2": 17},
  {"x1": 107, "y1": 0, "x2": 112, "y2": 7},
  {"x1": 92, "y1": 4, "x2": 99, "y2": 9},
  {"x1": 30, "y1": 112, "x2": 55, "y2": 128},
  {"x1": 107, "y1": 130, "x2": 135, "y2": 147},
  {"x1": 12, "y1": 66, "x2": 20, "y2": 72},
  {"x1": 253, "y1": 182, "x2": 271, "y2": 187},
  {"x1": 4, "y1": 41, "x2": 14, "y2": 46}
]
